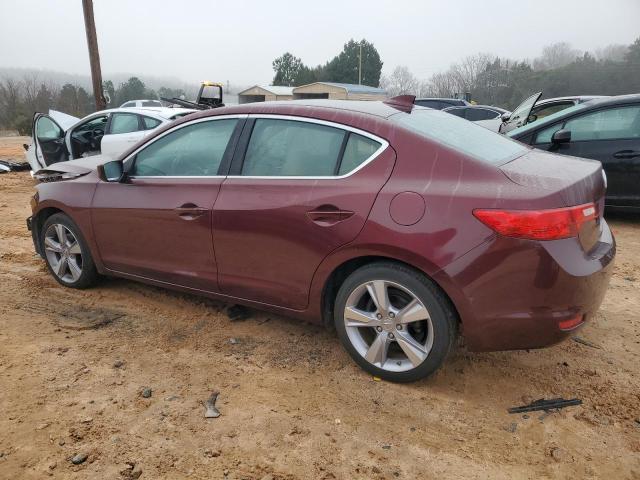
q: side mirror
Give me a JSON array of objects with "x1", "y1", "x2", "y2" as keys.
[
  {"x1": 500, "y1": 112, "x2": 511, "y2": 122},
  {"x1": 551, "y1": 129, "x2": 571, "y2": 145},
  {"x1": 97, "y1": 160, "x2": 124, "y2": 182},
  {"x1": 527, "y1": 114, "x2": 538, "y2": 124}
]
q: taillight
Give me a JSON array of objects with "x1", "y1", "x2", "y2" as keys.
[{"x1": 473, "y1": 203, "x2": 597, "y2": 241}]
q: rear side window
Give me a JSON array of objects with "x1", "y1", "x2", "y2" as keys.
[
  {"x1": 142, "y1": 100, "x2": 162, "y2": 107},
  {"x1": 110, "y1": 113, "x2": 140, "y2": 134},
  {"x1": 466, "y1": 109, "x2": 498, "y2": 121},
  {"x1": 338, "y1": 134, "x2": 381, "y2": 175},
  {"x1": 563, "y1": 106, "x2": 640, "y2": 141},
  {"x1": 416, "y1": 100, "x2": 443, "y2": 110},
  {"x1": 130, "y1": 119, "x2": 238, "y2": 176},
  {"x1": 242, "y1": 119, "x2": 345, "y2": 176},
  {"x1": 392, "y1": 109, "x2": 528, "y2": 165},
  {"x1": 121, "y1": 102, "x2": 136, "y2": 108},
  {"x1": 141, "y1": 116, "x2": 162, "y2": 130},
  {"x1": 446, "y1": 108, "x2": 466, "y2": 118}
]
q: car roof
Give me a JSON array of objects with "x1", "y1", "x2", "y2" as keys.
[
  {"x1": 444, "y1": 104, "x2": 509, "y2": 113},
  {"x1": 89, "y1": 107, "x2": 196, "y2": 119},
  {"x1": 415, "y1": 97, "x2": 464, "y2": 102},
  {"x1": 536, "y1": 95, "x2": 605, "y2": 105}
]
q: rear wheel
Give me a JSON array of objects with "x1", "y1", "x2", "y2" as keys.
[
  {"x1": 334, "y1": 262, "x2": 457, "y2": 382},
  {"x1": 41, "y1": 213, "x2": 98, "y2": 289}
]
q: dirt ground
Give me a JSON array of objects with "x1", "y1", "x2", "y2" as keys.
[{"x1": 0, "y1": 135, "x2": 639, "y2": 480}]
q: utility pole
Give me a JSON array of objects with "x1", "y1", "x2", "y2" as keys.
[
  {"x1": 358, "y1": 42, "x2": 362, "y2": 85},
  {"x1": 82, "y1": 0, "x2": 106, "y2": 110}
]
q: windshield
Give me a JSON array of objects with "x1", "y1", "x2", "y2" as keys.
[
  {"x1": 392, "y1": 109, "x2": 529, "y2": 165},
  {"x1": 507, "y1": 102, "x2": 590, "y2": 138}
]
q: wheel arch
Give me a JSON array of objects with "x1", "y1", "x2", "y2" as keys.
[
  {"x1": 319, "y1": 254, "x2": 462, "y2": 331},
  {"x1": 31, "y1": 206, "x2": 66, "y2": 256}
]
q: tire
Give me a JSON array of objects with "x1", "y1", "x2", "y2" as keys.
[
  {"x1": 334, "y1": 262, "x2": 457, "y2": 383},
  {"x1": 40, "y1": 213, "x2": 99, "y2": 289}
]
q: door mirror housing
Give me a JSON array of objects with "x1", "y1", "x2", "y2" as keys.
[
  {"x1": 527, "y1": 114, "x2": 538, "y2": 124},
  {"x1": 500, "y1": 112, "x2": 511, "y2": 122},
  {"x1": 98, "y1": 160, "x2": 124, "y2": 182},
  {"x1": 551, "y1": 129, "x2": 571, "y2": 145}
]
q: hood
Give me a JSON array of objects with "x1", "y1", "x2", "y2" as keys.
[
  {"x1": 35, "y1": 154, "x2": 111, "y2": 176},
  {"x1": 49, "y1": 109, "x2": 80, "y2": 131}
]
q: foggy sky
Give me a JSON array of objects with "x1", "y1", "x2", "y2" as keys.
[{"x1": 1, "y1": 0, "x2": 639, "y2": 87}]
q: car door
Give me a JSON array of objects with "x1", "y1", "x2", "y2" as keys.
[
  {"x1": 212, "y1": 116, "x2": 395, "y2": 310},
  {"x1": 500, "y1": 92, "x2": 542, "y2": 133},
  {"x1": 31, "y1": 114, "x2": 68, "y2": 168},
  {"x1": 530, "y1": 104, "x2": 640, "y2": 207},
  {"x1": 91, "y1": 116, "x2": 244, "y2": 291},
  {"x1": 101, "y1": 112, "x2": 149, "y2": 159}
]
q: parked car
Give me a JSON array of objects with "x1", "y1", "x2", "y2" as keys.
[
  {"x1": 499, "y1": 93, "x2": 604, "y2": 134},
  {"x1": 26, "y1": 107, "x2": 196, "y2": 172},
  {"x1": 508, "y1": 94, "x2": 640, "y2": 210},
  {"x1": 120, "y1": 99, "x2": 164, "y2": 108},
  {"x1": 414, "y1": 97, "x2": 470, "y2": 110},
  {"x1": 27, "y1": 98, "x2": 615, "y2": 382},
  {"x1": 443, "y1": 105, "x2": 511, "y2": 132}
]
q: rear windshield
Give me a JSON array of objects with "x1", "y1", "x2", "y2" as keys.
[{"x1": 391, "y1": 109, "x2": 528, "y2": 165}]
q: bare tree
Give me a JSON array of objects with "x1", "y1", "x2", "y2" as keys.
[
  {"x1": 449, "y1": 53, "x2": 493, "y2": 95},
  {"x1": 380, "y1": 66, "x2": 418, "y2": 96},
  {"x1": 0, "y1": 77, "x2": 24, "y2": 127},
  {"x1": 594, "y1": 44, "x2": 629, "y2": 62},
  {"x1": 533, "y1": 42, "x2": 581, "y2": 70}
]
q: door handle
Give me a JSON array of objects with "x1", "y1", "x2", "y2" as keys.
[
  {"x1": 306, "y1": 205, "x2": 354, "y2": 226},
  {"x1": 175, "y1": 203, "x2": 208, "y2": 220},
  {"x1": 613, "y1": 150, "x2": 640, "y2": 159}
]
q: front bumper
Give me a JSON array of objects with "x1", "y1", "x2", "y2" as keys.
[{"x1": 438, "y1": 219, "x2": 616, "y2": 352}]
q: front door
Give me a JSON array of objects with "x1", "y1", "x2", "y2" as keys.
[
  {"x1": 33, "y1": 114, "x2": 67, "y2": 168},
  {"x1": 91, "y1": 117, "x2": 243, "y2": 291},
  {"x1": 213, "y1": 117, "x2": 395, "y2": 310}
]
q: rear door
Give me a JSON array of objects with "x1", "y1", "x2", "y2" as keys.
[
  {"x1": 32, "y1": 114, "x2": 68, "y2": 168},
  {"x1": 91, "y1": 116, "x2": 244, "y2": 291},
  {"x1": 101, "y1": 112, "x2": 148, "y2": 159},
  {"x1": 530, "y1": 104, "x2": 640, "y2": 207},
  {"x1": 213, "y1": 116, "x2": 395, "y2": 310}
]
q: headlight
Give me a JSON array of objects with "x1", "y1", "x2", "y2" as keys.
[{"x1": 33, "y1": 170, "x2": 85, "y2": 183}]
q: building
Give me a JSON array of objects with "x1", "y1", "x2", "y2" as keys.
[
  {"x1": 237, "y1": 85, "x2": 294, "y2": 104},
  {"x1": 292, "y1": 82, "x2": 387, "y2": 101}
]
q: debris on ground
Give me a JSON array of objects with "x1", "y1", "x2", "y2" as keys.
[
  {"x1": 70, "y1": 453, "x2": 88, "y2": 465},
  {"x1": 141, "y1": 387, "x2": 152, "y2": 399},
  {"x1": 227, "y1": 305, "x2": 252, "y2": 321},
  {"x1": 508, "y1": 397, "x2": 582, "y2": 414},
  {"x1": 120, "y1": 461, "x2": 143, "y2": 479},
  {"x1": 204, "y1": 391, "x2": 221, "y2": 418},
  {"x1": 113, "y1": 359, "x2": 125, "y2": 369},
  {"x1": 0, "y1": 159, "x2": 30, "y2": 173},
  {"x1": 572, "y1": 336, "x2": 602, "y2": 349},
  {"x1": 229, "y1": 337, "x2": 239, "y2": 345}
]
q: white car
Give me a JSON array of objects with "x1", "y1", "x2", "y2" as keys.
[
  {"x1": 442, "y1": 105, "x2": 511, "y2": 132},
  {"x1": 120, "y1": 99, "x2": 164, "y2": 108},
  {"x1": 26, "y1": 107, "x2": 195, "y2": 173}
]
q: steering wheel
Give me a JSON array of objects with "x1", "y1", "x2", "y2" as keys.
[{"x1": 89, "y1": 127, "x2": 104, "y2": 150}]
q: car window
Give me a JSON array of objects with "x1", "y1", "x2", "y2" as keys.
[
  {"x1": 73, "y1": 115, "x2": 108, "y2": 135},
  {"x1": 130, "y1": 119, "x2": 238, "y2": 177},
  {"x1": 392, "y1": 109, "x2": 528, "y2": 165},
  {"x1": 445, "y1": 108, "x2": 466, "y2": 118},
  {"x1": 141, "y1": 116, "x2": 162, "y2": 130},
  {"x1": 466, "y1": 108, "x2": 497, "y2": 121},
  {"x1": 110, "y1": 113, "x2": 140, "y2": 134},
  {"x1": 121, "y1": 102, "x2": 136, "y2": 108},
  {"x1": 142, "y1": 100, "x2": 162, "y2": 107},
  {"x1": 36, "y1": 116, "x2": 63, "y2": 140},
  {"x1": 507, "y1": 103, "x2": 589, "y2": 139},
  {"x1": 534, "y1": 124, "x2": 563, "y2": 144},
  {"x1": 564, "y1": 106, "x2": 640, "y2": 141},
  {"x1": 242, "y1": 119, "x2": 346, "y2": 176},
  {"x1": 531, "y1": 102, "x2": 573, "y2": 121},
  {"x1": 415, "y1": 100, "x2": 442, "y2": 109},
  {"x1": 338, "y1": 133, "x2": 382, "y2": 175}
]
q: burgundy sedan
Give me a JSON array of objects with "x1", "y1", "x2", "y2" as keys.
[{"x1": 27, "y1": 97, "x2": 615, "y2": 382}]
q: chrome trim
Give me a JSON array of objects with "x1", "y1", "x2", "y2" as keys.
[
  {"x1": 228, "y1": 114, "x2": 389, "y2": 180},
  {"x1": 128, "y1": 175, "x2": 225, "y2": 179}
]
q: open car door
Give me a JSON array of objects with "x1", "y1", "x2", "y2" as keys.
[
  {"x1": 499, "y1": 92, "x2": 542, "y2": 134},
  {"x1": 30, "y1": 110, "x2": 79, "y2": 170}
]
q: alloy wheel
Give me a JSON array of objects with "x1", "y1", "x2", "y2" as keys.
[
  {"x1": 43, "y1": 223, "x2": 83, "y2": 283},
  {"x1": 343, "y1": 280, "x2": 434, "y2": 372}
]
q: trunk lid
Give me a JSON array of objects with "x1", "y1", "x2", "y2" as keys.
[{"x1": 501, "y1": 149, "x2": 605, "y2": 251}]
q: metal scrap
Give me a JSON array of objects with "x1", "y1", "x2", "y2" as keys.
[{"x1": 508, "y1": 397, "x2": 582, "y2": 414}]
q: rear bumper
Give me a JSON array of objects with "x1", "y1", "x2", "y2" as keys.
[{"x1": 437, "y1": 219, "x2": 616, "y2": 352}]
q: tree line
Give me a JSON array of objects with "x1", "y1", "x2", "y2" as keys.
[{"x1": 0, "y1": 76, "x2": 186, "y2": 135}]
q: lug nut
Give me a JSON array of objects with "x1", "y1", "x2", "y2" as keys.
[
  {"x1": 376, "y1": 313, "x2": 382, "y2": 319},
  {"x1": 396, "y1": 324, "x2": 402, "y2": 330},
  {"x1": 376, "y1": 326, "x2": 383, "y2": 332},
  {"x1": 388, "y1": 333, "x2": 395, "y2": 339},
  {"x1": 389, "y1": 312, "x2": 395, "y2": 319}
]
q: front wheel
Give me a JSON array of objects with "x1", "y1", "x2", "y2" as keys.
[
  {"x1": 334, "y1": 262, "x2": 457, "y2": 383},
  {"x1": 40, "y1": 213, "x2": 98, "y2": 289}
]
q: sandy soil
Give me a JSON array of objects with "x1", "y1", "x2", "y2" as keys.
[{"x1": 0, "y1": 136, "x2": 639, "y2": 480}]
